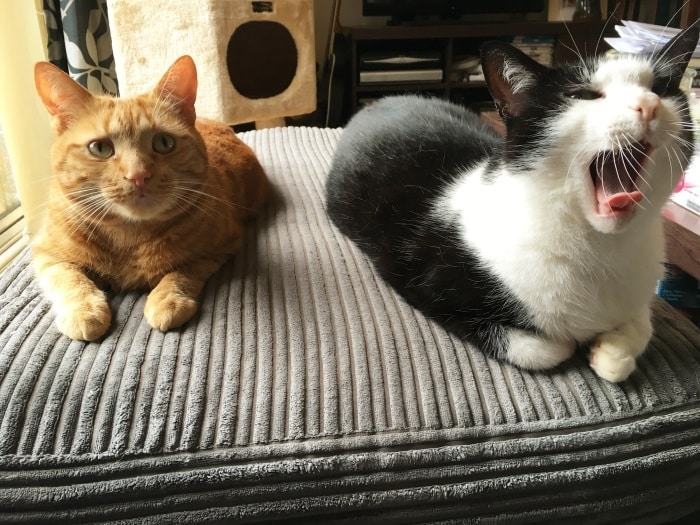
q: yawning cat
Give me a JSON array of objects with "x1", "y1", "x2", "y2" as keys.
[
  {"x1": 33, "y1": 56, "x2": 270, "y2": 341},
  {"x1": 326, "y1": 27, "x2": 698, "y2": 382}
]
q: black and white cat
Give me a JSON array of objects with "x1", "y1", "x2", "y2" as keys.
[{"x1": 326, "y1": 27, "x2": 699, "y2": 383}]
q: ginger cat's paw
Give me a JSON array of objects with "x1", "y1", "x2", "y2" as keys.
[
  {"x1": 55, "y1": 293, "x2": 111, "y2": 341},
  {"x1": 144, "y1": 286, "x2": 198, "y2": 331}
]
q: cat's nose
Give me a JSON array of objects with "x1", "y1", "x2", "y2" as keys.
[
  {"x1": 125, "y1": 169, "x2": 151, "y2": 190},
  {"x1": 629, "y1": 92, "x2": 660, "y2": 122}
]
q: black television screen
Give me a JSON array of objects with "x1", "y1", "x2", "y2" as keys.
[{"x1": 362, "y1": 0, "x2": 547, "y2": 23}]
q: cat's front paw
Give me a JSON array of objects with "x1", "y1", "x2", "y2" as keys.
[
  {"x1": 55, "y1": 294, "x2": 112, "y2": 341},
  {"x1": 144, "y1": 288, "x2": 198, "y2": 331},
  {"x1": 588, "y1": 315, "x2": 652, "y2": 383},
  {"x1": 589, "y1": 335, "x2": 636, "y2": 382},
  {"x1": 589, "y1": 331, "x2": 649, "y2": 382}
]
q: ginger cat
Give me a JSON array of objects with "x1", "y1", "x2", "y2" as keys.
[{"x1": 33, "y1": 56, "x2": 269, "y2": 341}]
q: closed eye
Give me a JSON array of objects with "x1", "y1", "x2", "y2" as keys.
[{"x1": 564, "y1": 88, "x2": 603, "y2": 100}]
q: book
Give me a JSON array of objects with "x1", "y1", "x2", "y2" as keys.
[
  {"x1": 657, "y1": 263, "x2": 700, "y2": 326},
  {"x1": 511, "y1": 35, "x2": 554, "y2": 66},
  {"x1": 360, "y1": 52, "x2": 441, "y2": 70},
  {"x1": 359, "y1": 69, "x2": 443, "y2": 84}
]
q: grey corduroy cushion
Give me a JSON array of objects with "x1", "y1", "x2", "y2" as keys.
[{"x1": 0, "y1": 127, "x2": 699, "y2": 524}]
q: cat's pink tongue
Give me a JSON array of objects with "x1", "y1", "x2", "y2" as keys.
[{"x1": 596, "y1": 186, "x2": 643, "y2": 214}]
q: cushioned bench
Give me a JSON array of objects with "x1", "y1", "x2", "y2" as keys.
[{"x1": 1, "y1": 126, "x2": 699, "y2": 523}]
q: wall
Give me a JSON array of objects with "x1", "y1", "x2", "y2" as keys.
[{"x1": 0, "y1": 4, "x2": 52, "y2": 238}]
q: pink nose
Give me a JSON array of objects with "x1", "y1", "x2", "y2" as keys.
[
  {"x1": 629, "y1": 92, "x2": 660, "y2": 122},
  {"x1": 125, "y1": 169, "x2": 151, "y2": 190}
]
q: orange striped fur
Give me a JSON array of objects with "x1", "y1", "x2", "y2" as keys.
[{"x1": 33, "y1": 56, "x2": 269, "y2": 340}]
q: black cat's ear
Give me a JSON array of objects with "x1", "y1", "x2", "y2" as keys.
[
  {"x1": 653, "y1": 25, "x2": 699, "y2": 91},
  {"x1": 480, "y1": 42, "x2": 547, "y2": 119}
]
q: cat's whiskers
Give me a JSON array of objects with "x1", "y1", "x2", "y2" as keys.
[
  {"x1": 668, "y1": 122, "x2": 695, "y2": 143},
  {"x1": 170, "y1": 195, "x2": 221, "y2": 222},
  {"x1": 32, "y1": 175, "x2": 59, "y2": 185},
  {"x1": 668, "y1": 137, "x2": 695, "y2": 160},
  {"x1": 623, "y1": 136, "x2": 654, "y2": 193},
  {"x1": 151, "y1": 93, "x2": 168, "y2": 123},
  {"x1": 85, "y1": 200, "x2": 118, "y2": 243},
  {"x1": 656, "y1": 53, "x2": 692, "y2": 73},
  {"x1": 169, "y1": 189, "x2": 229, "y2": 222},
  {"x1": 176, "y1": 179, "x2": 258, "y2": 212},
  {"x1": 59, "y1": 188, "x2": 105, "y2": 217},
  {"x1": 666, "y1": 144, "x2": 691, "y2": 192},
  {"x1": 560, "y1": 20, "x2": 590, "y2": 74},
  {"x1": 613, "y1": 136, "x2": 652, "y2": 210},
  {"x1": 596, "y1": 150, "x2": 609, "y2": 187},
  {"x1": 650, "y1": 11, "x2": 695, "y2": 72},
  {"x1": 659, "y1": 148, "x2": 681, "y2": 197},
  {"x1": 22, "y1": 188, "x2": 97, "y2": 227},
  {"x1": 58, "y1": 192, "x2": 115, "y2": 241},
  {"x1": 675, "y1": 121, "x2": 696, "y2": 135},
  {"x1": 593, "y1": 7, "x2": 618, "y2": 58},
  {"x1": 155, "y1": 98, "x2": 184, "y2": 130}
]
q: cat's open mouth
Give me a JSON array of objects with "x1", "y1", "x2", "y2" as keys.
[{"x1": 589, "y1": 141, "x2": 650, "y2": 218}]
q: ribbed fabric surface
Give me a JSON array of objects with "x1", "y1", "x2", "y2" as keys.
[{"x1": 0, "y1": 127, "x2": 699, "y2": 524}]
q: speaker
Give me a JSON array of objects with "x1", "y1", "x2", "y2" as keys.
[{"x1": 107, "y1": 0, "x2": 316, "y2": 126}]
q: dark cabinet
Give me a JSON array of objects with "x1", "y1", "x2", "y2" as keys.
[{"x1": 346, "y1": 21, "x2": 610, "y2": 115}]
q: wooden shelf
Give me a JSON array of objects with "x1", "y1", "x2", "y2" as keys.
[
  {"x1": 357, "y1": 80, "x2": 487, "y2": 92},
  {"x1": 347, "y1": 21, "x2": 604, "y2": 41},
  {"x1": 345, "y1": 21, "x2": 611, "y2": 116},
  {"x1": 663, "y1": 201, "x2": 700, "y2": 280}
]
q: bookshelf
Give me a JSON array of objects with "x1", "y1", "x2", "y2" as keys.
[{"x1": 345, "y1": 20, "x2": 611, "y2": 115}]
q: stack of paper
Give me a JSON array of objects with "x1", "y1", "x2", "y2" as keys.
[
  {"x1": 604, "y1": 20, "x2": 700, "y2": 58},
  {"x1": 671, "y1": 150, "x2": 700, "y2": 215}
]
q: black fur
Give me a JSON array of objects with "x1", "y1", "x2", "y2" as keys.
[{"x1": 325, "y1": 96, "x2": 537, "y2": 359}]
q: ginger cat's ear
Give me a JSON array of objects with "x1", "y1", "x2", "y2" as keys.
[
  {"x1": 34, "y1": 61, "x2": 93, "y2": 133},
  {"x1": 155, "y1": 55, "x2": 198, "y2": 126}
]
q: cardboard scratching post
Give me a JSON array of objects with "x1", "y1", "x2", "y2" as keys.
[{"x1": 107, "y1": 0, "x2": 316, "y2": 127}]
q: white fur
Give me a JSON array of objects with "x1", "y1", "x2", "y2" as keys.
[
  {"x1": 506, "y1": 330, "x2": 576, "y2": 370},
  {"x1": 589, "y1": 309, "x2": 653, "y2": 382},
  {"x1": 502, "y1": 58, "x2": 536, "y2": 93},
  {"x1": 437, "y1": 55, "x2": 688, "y2": 381}
]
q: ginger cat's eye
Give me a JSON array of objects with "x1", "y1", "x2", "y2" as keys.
[
  {"x1": 88, "y1": 140, "x2": 115, "y2": 159},
  {"x1": 152, "y1": 133, "x2": 176, "y2": 154}
]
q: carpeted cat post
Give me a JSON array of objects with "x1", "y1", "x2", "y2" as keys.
[{"x1": 106, "y1": 0, "x2": 316, "y2": 128}]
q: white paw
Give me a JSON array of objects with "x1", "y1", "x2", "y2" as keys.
[
  {"x1": 506, "y1": 329, "x2": 576, "y2": 370},
  {"x1": 589, "y1": 332, "x2": 638, "y2": 383}
]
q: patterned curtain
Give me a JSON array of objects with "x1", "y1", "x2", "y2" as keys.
[{"x1": 43, "y1": 0, "x2": 118, "y2": 95}]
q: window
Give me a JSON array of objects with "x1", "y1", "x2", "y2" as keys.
[
  {"x1": 0, "y1": 4, "x2": 55, "y2": 271},
  {"x1": 0, "y1": 118, "x2": 24, "y2": 270}
]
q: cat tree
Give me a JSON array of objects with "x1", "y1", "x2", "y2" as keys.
[{"x1": 106, "y1": 0, "x2": 316, "y2": 128}]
